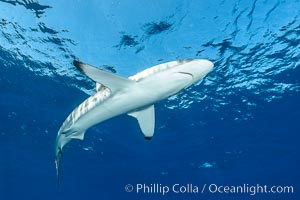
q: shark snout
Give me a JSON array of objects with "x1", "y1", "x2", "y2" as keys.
[
  {"x1": 178, "y1": 59, "x2": 214, "y2": 83},
  {"x1": 192, "y1": 59, "x2": 214, "y2": 74}
]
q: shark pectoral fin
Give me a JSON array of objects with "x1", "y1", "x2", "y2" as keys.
[
  {"x1": 128, "y1": 105, "x2": 155, "y2": 139},
  {"x1": 74, "y1": 61, "x2": 135, "y2": 93}
]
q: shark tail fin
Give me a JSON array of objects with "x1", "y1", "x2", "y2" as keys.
[{"x1": 55, "y1": 148, "x2": 63, "y2": 188}]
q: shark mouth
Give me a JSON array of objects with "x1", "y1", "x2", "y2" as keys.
[{"x1": 178, "y1": 71, "x2": 194, "y2": 78}]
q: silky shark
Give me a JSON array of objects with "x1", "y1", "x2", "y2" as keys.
[{"x1": 55, "y1": 59, "x2": 213, "y2": 179}]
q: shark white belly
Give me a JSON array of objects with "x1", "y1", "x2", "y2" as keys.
[{"x1": 55, "y1": 59, "x2": 214, "y2": 178}]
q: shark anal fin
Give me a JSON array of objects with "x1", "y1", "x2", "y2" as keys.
[
  {"x1": 74, "y1": 61, "x2": 135, "y2": 93},
  {"x1": 128, "y1": 105, "x2": 155, "y2": 139}
]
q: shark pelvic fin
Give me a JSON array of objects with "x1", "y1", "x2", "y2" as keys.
[
  {"x1": 74, "y1": 61, "x2": 135, "y2": 93},
  {"x1": 63, "y1": 128, "x2": 86, "y2": 140},
  {"x1": 128, "y1": 105, "x2": 155, "y2": 139}
]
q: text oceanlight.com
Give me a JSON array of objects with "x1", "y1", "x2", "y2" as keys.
[{"x1": 124, "y1": 183, "x2": 294, "y2": 196}]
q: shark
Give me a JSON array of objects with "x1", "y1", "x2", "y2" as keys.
[{"x1": 55, "y1": 59, "x2": 214, "y2": 179}]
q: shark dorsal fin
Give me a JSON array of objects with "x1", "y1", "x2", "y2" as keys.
[
  {"x1": 74, "y1": 61, "x2": 135, "y2": 93},
  {"x1": 128, "y1": 105, "x2": 155, "y2": 139}
]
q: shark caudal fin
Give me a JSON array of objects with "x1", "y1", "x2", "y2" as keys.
[
  {"x1": 55, "y1": 148, "x2": 62, "y2": 188},
  {"x1": 73, "y1": 61, "x2": 135, "y2": 93},
  {"x1": 128, "y1": 105, "x2": 155, "y2": 139}
]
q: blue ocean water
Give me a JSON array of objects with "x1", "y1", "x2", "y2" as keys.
[{"x1": 0, "y1": 0, "x2": 299, "y2": 199}]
